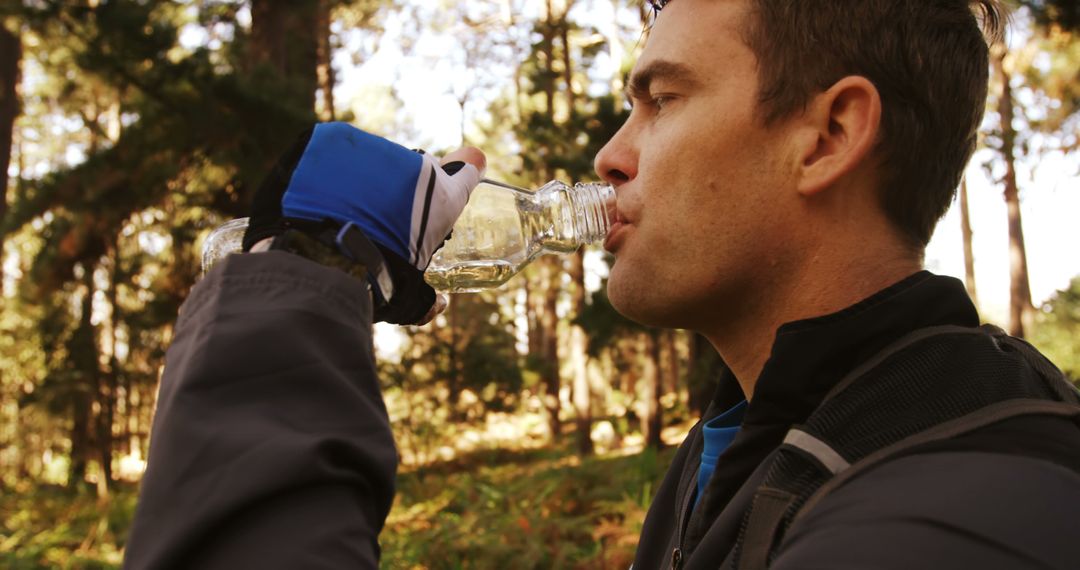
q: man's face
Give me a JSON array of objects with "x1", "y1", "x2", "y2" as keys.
[{"x1": 595, "y1": 0, "x2": 801, "y2": 330}]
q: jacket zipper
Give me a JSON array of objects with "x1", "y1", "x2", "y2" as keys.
[{"x1": 671, "y1": 469, "x2": 698, "y2": 570}]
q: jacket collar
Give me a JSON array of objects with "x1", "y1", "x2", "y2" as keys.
[{"x1": 722, "y1": 271, "x2": 979, "y2": 428}]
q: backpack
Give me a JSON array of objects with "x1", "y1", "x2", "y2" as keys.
[{"x1": 734, "y1": 325, "x2": 1080, "y2": 570}]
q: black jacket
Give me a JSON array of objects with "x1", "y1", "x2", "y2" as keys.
[
  {"x1": 125, "y1": 254, "x2": 1080, "y2": 569},
  {"x1": 633, "y1": 271, "x2": 1080, "y2": 569}
]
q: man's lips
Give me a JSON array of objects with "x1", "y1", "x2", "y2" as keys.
[{"x1": 603, "y1": 215, "x2": 630, "y2": 253}]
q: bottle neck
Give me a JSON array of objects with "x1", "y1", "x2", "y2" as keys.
[
  {"x1": 536, "y1": 181, "x2": 613, "y2": 252},
  {"x1": 567, "y1": 182, "x2": 614, "y2": 244}
]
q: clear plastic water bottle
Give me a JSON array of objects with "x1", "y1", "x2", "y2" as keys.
[
  {"x1": 200, "y1": 179, "x2": 615, "y2": 292},
  {"x1": 201, "y1": 218, "x2": 250, "y2": 276}
]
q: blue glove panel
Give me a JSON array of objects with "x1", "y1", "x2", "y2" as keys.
[{"x1": 281, "y1": 122, "x2": 422, "y2": 261}]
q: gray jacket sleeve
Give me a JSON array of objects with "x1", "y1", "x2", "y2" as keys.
[
  {"x1": 772, "y1": 451, "x2": 1080, "y2": 570},
  {"x1": 124, "y1": 251, "x2": 396, "y2": 570}
]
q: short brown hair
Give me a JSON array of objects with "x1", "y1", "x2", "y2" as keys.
[{"x1": 739, "y1": 1, "x2": 1004, "y2": 247}]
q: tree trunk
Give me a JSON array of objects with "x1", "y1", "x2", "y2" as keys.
[
  {"x1": 542, "y1": 0, "x2": 556, "y2": 117},
  {"x1": 95, "y1": 244, "x2": 124, "y2": 497},
  {"x1": 995, "y1": 49, "x2": 1033, "y2": 337},
  {"x1": 0, "y1": 16, "x2": 20, "y2": 487},
  {"x1": 664, "y1": 329, "x2": 680, "y2": 397},
  {"x1": 569, "y1": 250, "x2": 592, "y2": 455},
  {"x1": 525, "y1": 276, "x2": 541, "y2": 358},
  {"x1": 560, "y1": 2, "x2": 575, "y2": 110},
  {"x1": 959, "y1": 177, "x2": 978, "y2": 304},
  {"x1": 240, "y1": 0, "x2": 320, "y2": 212},
  {"x1": 541, "y1": 259, "x2": 562, "y2": 439},
  {"x1": 96, "y1": 374, "x2": 114, "y2": 497},
  {"x1": 604, "y1": 0, "x2": 627, "y2": 96},
  {"x1": 642, "y1": 331, "x2": 663, "y2": 449},
  {"x1": 0, "y1": 22, "x2": 19, "y2": 224},
  {"x1": 447, "y1": 294, "x2": 462, "y2": 415},
  {"x1": 688, "y1": 333, "x2": 720, "y2": 418},
  {"x1": 249, "y1": 0, "x2": 321, "y2": 113},
  {"x1": 69, "y1": 266, "x2": 98, "y2": 487},
  {"x1": 559, "y1": 4, "x2": 592, "y2": 455},
  {"x1": 316, "y1": 0, "x2": 336, "y2": 121},
  {"x1": 70, "y1": 393, "x2": 91, "y2": 485}
]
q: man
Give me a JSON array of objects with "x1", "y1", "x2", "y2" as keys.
[
  {"x1": 596, "y1": 2, "x2": 1080, "y2": 568},
  {"x1": 125, "y1": 1, "x2": 1080, "y2": 569}
]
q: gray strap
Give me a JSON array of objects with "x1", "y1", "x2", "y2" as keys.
[
  {"x1": 738, "y1": 488, "x2": 796, "y2": 570},
  {"x1": 783, "y1": 430, "x2": 851, "y2": 475},
  {"x1": 737, "y1": 432, "x2": 848, "y2": 570},
  {"x1": 790, "y1": 398, "x2": 1080, "y2": 531}
]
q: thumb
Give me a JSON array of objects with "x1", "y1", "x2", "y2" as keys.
[
  {"x1": 438, "y1": 147, "x2": 486, "y2": 214},
  {"x1": 441, "y1": 146, "x2": 487, "y2": 174},
  {"x1": 431, "y1": 147, "x2": 486, "y2": 221},
  {"x1": 411, "y1": 150, "x2": 484, "y2": 268}
]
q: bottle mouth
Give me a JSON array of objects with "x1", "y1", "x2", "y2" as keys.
[
  {"x1": 201, "y1": 217, "x2": 251, "y2": 274},
  {"x1": 571, "y1": 183, "x2": 615, "y2": 244}
]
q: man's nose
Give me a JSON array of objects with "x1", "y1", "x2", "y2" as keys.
[{"x1": 594, "y1": 125, "x2": 638, "y2": 187}]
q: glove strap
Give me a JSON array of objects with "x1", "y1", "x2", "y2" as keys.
[
  {"x1": 269, "y1": 219, "x2": 395, "y2": 307},
  {"x1": 334, "y1": 222, "x2": 395, "y2": 305}
]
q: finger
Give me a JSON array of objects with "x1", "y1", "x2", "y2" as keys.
[{"x1": 416, "y1": 293, "x2": 449, "y2": 326}]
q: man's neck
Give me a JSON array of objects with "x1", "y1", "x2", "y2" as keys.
[{"x1": 704, "y1": 250, "x2": 922, "y2": 400}]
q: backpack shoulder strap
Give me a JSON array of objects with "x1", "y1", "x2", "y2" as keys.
[
  {"x1": 736, "y1": 323, "x2": 1080, "y2": 570},
  {"x1": 789, "y1": 398, "x2": 1080, "y2": 529},
  {"x1": 738, "y1": 399, "x2": 1080, "y2": 570}
]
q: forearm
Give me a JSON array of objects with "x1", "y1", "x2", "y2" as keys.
[{"x1": 125, "y1": 251, "x2": 396, "y2": 569}]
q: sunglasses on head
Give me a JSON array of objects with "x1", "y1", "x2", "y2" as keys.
[{"x1": 645, "y1": 0, "x2": 670, "y2": 27}]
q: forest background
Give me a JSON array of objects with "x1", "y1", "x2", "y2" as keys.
[{"x1": 0, "y1": 0, "x2": 1078, "y2": 568}]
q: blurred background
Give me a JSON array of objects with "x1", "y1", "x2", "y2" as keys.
[{"x1": 0, "y1": 0, "x2": 1077, "y2": 568}]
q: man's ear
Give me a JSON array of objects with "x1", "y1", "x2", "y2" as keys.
[{"x1": 794, "y1": 76, "x2": 882, "y2": 197}]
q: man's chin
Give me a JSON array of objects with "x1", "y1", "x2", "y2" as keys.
[
  {"x1": 607, "y1": 278, "x2": 666, "y2": 328},
  {"x1": 608, "y1": 272, "x2": 709, "y2": 331}
]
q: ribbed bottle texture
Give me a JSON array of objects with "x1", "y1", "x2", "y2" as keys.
[{"x1": 200, "y1": 179, "x2": 615, "y2": 292}]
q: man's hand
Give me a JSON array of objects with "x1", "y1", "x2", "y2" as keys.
[{"x1": 242, "y1": 122, "x2": 485, "y2": 325}]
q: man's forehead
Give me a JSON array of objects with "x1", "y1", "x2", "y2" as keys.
[
  {"x1": 649, "y1": 0, "x2": 749, "y2": 32},
  {"x1": 632, "y1": 0, "x2": 752, "y2": 81}
]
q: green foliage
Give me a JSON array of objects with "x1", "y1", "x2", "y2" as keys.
[
  {"x1": 513, "y1": 7, "x2": 630, "y2": 185},
  {"x1": 0, "y1": 484, "x2": 137, "y2": 569},
  {"x1": 3, "y1": 0, "x2": 332, "y2": 488},
  {"x1": 1030, "y1": 275, "x2": 1080, "y2": 381},
  {"x1": 1018, "y1": 0, "x2": 1080, "y2": 32},
  {"x1": 385, "y1": 294, "x2": 523, "y2": 411},
  {"x1": 453, "y1": 293, "x2": 525, "y2": 404},
  {"x1": 9, "y1": 0, "x2": 318, "y2": 243},
  {"x1": 1002, "y1": 3, "x2": 1080, "y2": 154},
  {"x1": 382, "y1": 444, "x2": 674, "y2": 569},
  {"x1": 0, "y1": 444, "x2": 673, "y2": 569},
  {"x1": 0, "y1": 2, "x2": 677, "y2": 565}
]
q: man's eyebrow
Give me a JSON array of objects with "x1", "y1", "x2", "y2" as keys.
[{"x1": 625, "y1": 60, "x2": 700, "y2": 100}]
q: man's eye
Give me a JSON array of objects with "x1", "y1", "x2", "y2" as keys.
[{"x1": 650, "y1": 95, "x2": 673, "y2": 111}]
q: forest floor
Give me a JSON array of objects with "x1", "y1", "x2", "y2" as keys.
[{"x1": 1, "y1": 430, "x2": 683, "y2": 569}]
